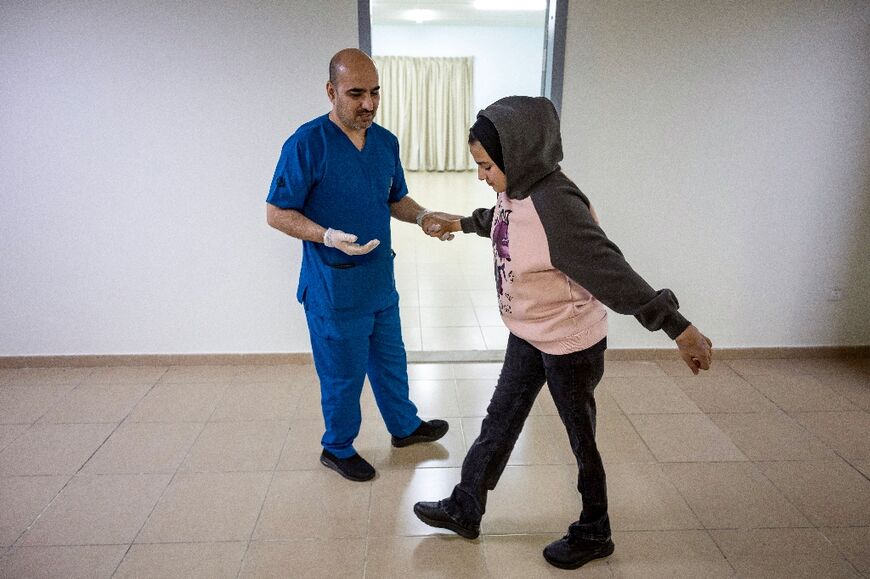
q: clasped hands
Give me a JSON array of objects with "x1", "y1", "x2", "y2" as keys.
[
  {"x1": 418, "y1": 211, "x2": 463, "y2": 241},
  {"x1": 322, "y1": 208, "x2": 463, "y2": 256}
]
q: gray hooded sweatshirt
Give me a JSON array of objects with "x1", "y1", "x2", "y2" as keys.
[{"x1": 459, "y1": 96, "x2": 690, "y2": 354}]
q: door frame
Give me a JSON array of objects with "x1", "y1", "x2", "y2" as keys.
[{"x1": 357, "y1": 0, "x2": 568, "y2": 114}]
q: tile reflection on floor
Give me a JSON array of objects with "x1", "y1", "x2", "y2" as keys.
[{"x1": 1, "y1": 356, "x2": 867, "y2": 577}]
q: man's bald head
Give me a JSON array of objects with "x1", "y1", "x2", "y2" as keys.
[
  {"x1": 329, "y1": 48, "x2": 377, "y2": 86},
  {"x1": 326, "y1": 48, "x2": 380, "y2": 133}
]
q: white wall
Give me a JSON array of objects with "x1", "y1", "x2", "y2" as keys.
[
  {"x1": 0, "y1": 0, "x2": 357, "y2": 355},
  {"x1": 372, "y1": 24, "x2": 544, "y2": 115},
  {"x1": 561, "y1": 0, "x2": 870, "y2": 348},
  {"x1": 2, "y1": 1, "x2": 867, "y2": 356}
]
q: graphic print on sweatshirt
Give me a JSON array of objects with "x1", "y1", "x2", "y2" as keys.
[
  {"x1": 481, "y1": 186, "x2": 612, "y2": 353},
  {"x1": 492, "y1": 207, "x2": 513, "y2": 314}
]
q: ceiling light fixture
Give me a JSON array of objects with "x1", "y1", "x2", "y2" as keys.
[
  {"x1": 406, "y1": 9, "x2": 436, "y2": 23},
  {"x1": 473, "y1": 0, "x2": 546, "y2": 11}
]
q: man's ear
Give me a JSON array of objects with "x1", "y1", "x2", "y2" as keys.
[{"x1": 326, "y1": 81, "x2": 336, "y2": 103}]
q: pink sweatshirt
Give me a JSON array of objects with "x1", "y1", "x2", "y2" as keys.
[{"x1": 490, "y1": 193, "x2": 608, "y2": 354}]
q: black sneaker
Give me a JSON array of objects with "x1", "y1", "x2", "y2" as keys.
[
  {"x1": 319, "y1": 450, "x2": 375, "y2": 482},
  {"x1": 413, "y1": 500, "x2": 480, "y2": 539},
  {"x1": 391, "y1": 419, "x2": 449, "y2": 447},
  {"x1": 543, "y1": 535, "x2": 615, "y2": 570}
]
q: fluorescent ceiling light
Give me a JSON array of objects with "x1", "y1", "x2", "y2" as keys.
[
  {"x1": 473, "y1": 0, "x2": 546, "y2": 10},
  {"x1": 406, "y1": 9, "x2": 436, "y2": 23}
]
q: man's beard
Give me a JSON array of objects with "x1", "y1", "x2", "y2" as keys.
[{"x1": 340, "y1": 109, "x2": 374, "y2": 131}]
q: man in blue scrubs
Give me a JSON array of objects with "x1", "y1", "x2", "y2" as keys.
[{"x1": 266, "y1": 48, "x2": 450, "y2": 482}]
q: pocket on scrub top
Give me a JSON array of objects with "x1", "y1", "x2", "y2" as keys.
[{"x1": 322, "y1": 258, "x2": 392, "y2": 311}]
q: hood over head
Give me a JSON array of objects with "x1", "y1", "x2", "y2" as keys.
[{"x1": 476, "y1": 96, "x2": 563, "y2": 199}]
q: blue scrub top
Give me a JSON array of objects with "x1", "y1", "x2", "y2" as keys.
[{"x1": 267, "y1": 114, "x2": 408, "y2": 317}]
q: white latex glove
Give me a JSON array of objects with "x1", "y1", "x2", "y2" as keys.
[
  {"x1": 323, "y1": 228, "x2": 380, "y2": 256},
  {"x1": 416, "y1": 209, "x2": 454, "y2": 241}
]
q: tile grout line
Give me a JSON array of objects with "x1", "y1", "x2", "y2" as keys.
[
  {"x1": 111, "y1": 374, "x2": 231, "y2": 577},
  {"x1": 1, "y1": 375, "x2": 94, "y2": 460},
  {"x1": 234, "y1": 417, "x2": 294, "y2": 579},
  {"x1": 781, "y1": 410, "x2": 870, "y2": 482},
  {"x1": 658, "y1": 360, "x2": 840, "y2": 536},
  {"x1": 651, "y1": 463, "x2": 739, "y2": 576},
  {"x1": 361, "y1": 473, "x2": 375, "y2": 579},
  {"x1": 814, "y1": 528, "x2": 867, "y2": 578},
  {"x1": 626, "y1": 361, "x2": 735, "y2": 576},
  {"x1": 105, "y1": 368, "x2": 176, "y2": 578},
  {"x1": 9, "y1": 372, "x2": 163, "y2": 554},
  {"x1": 705, "y1": 364, "x2": 870, "y2": 567}
]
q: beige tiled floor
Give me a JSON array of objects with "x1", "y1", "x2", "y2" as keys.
[{"x1": 0, "y1": 357, "x2": 868, "y2": 577}]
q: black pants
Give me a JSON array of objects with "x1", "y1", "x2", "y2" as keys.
[{"x1": 448, "y1": 333, "x2": 610, "y2": 541}]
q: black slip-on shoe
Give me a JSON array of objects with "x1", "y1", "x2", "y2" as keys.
[
  {"x1": 392, "y1": 419, "x2": 449, "y2": 448},
  {"x1": 319, "y1": 450, "x2": 375, "y2": 482},
  {"x1": 413, "y1": 500, "x2": 480, "y2": 539},
  {"x1": 543, "y1": 536, "x2": 615, "y2": 570}
]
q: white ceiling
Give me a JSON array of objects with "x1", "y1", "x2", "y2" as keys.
[{"x1": 370, "y1": 1, "x2": 549, "y2": 27}]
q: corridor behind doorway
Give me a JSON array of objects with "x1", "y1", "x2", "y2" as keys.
[{"x1": 392, "y1": 171, "x2": 506, "y2": 353}]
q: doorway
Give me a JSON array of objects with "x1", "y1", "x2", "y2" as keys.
[
  {"x1": 359, "y1": 1, "x2": 568, "y2": 113},
  {"x1": 359, "y1": 1, "x2": 568, "y2": 357}
]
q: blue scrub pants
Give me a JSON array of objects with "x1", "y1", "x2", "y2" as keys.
[{"x1": 306, "y1": 301, "x2": 422, "y2": 458}]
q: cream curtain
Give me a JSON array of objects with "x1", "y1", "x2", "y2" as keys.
[{"x1": 373, "y1": 56, "x2": 475, "y2": 172}]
